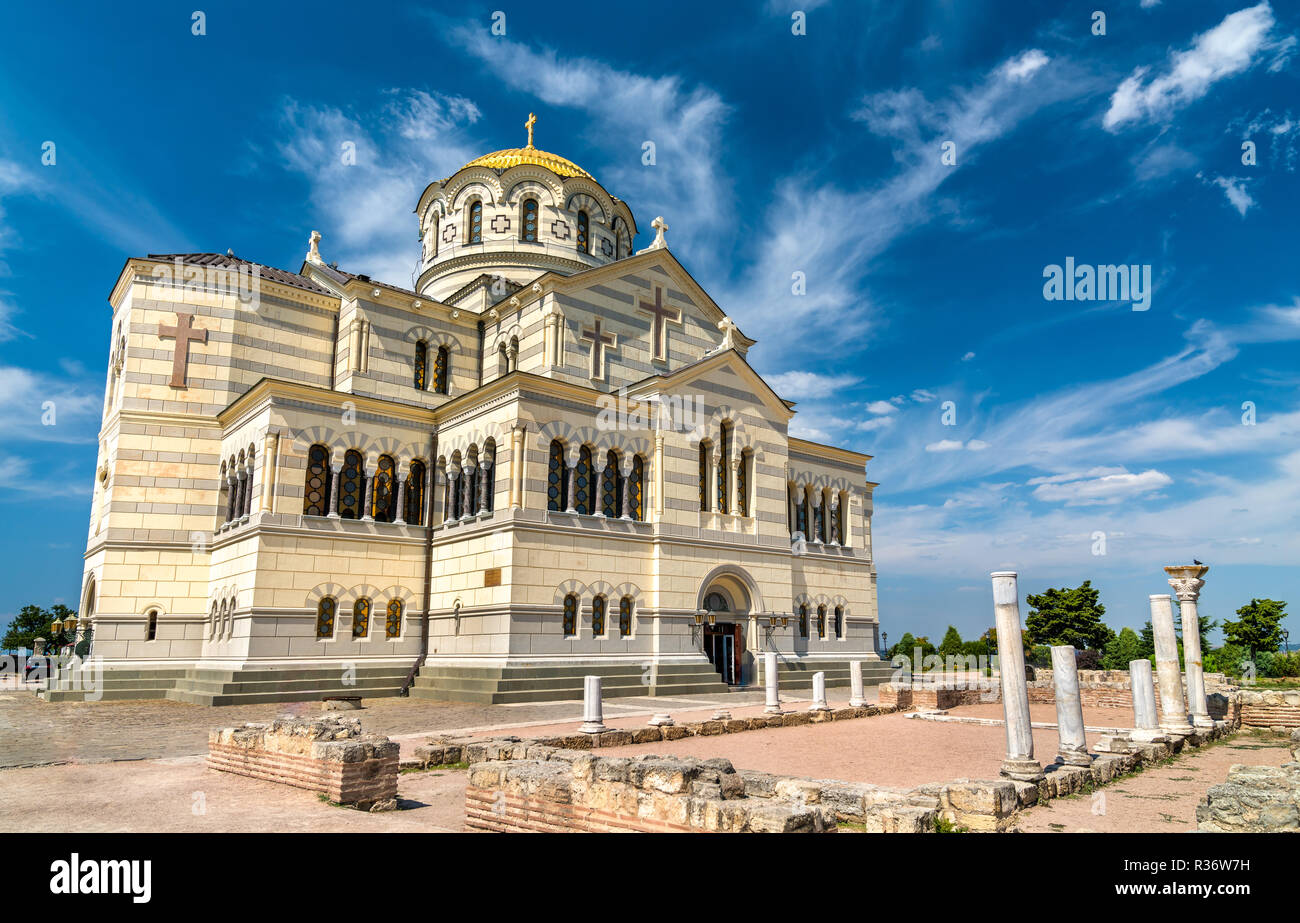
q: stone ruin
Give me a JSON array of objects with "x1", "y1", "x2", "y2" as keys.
[{"x1": 208, "y1": 714, "x2": 399, "y2": 811}]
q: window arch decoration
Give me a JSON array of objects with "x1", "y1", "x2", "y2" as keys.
[
  {"x1": 304, "y1": 444, "x2": 332, "y2": 516},
  {"x1": 562, "y1": 593, "x2": 578, "y2": 638},
  {"x1": 372, "y1": 455, "x2": 397, "y2": 522},
  {"x1": 619, "y1": 596, "x2": 633, "y2": 638},
  {"x1": 547, "y1": 440, "x2": 565, "y2": 512},
  {"x1": 433, "y1": 346, "x2": 449, "y2": 394},
  {"x1": 316, "y1": 596, "x2": 336, "y2": 638},
  {"x1": 405, "y1": 460, "x2": 427, "y2": 525},
  {"x1": 576, "y1": 210, "x2": 589, "y2": 253},
  {"x1": 339, "y1": 450, "x2": 364, "y2": 519},
  {"x1": 414, "y1": 339, "x2": 428, "y2": 391},
  {"x1": 385, "y1": 599, "x2": 403, "y2": 639},
  {"x1": 352, "y1": 597, "x2": 371, "y2": 639},
  {"x1": 591, "y1": 594, "x2": 606, "y2": 637}
]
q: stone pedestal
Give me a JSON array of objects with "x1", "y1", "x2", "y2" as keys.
[
  {"x1": 849, "y1": 660, "x2": 866, "y2": 708},
  {"x1": 647, "y1": 714, "x2": 675, "y2": 727},
  {"x1": 1128, "y1": 658, "x2": 1168, "y2": 743},
  {"x1": 808, "y1": 671, "x2": 830, "y2": 712},
  {"x1": 1165, "y1": 564, "x2": 1213, "y2": 729},
  {"x1": 992, "y1": 572, "x2": 1044, "y2": 781},
  {"x1": 1149, "y1": 594, "x2": 1194, "y2": 737},
  {"x1": 1050, "y1": 645, "x2": 1092, "y2": 766},
  {"x1": 579, "y1": 675, "x2": 607, "y2": 734},
  {"x1": 764, "y1": 651, "x2": 782, "y2": 714}
]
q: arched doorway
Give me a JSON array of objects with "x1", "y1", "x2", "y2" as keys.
[{"x1": 699, "y1": 578, "x2": 753, "y2": 686}]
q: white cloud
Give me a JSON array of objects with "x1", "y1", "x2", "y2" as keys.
[
  {"x1": 864, "y1": 400, "x2": 897, "y2": 414},
  {"x1": 765, "y1": 370, "x2": 860, "y2": 400},
  {"x1": 911, "y1": 388, "x2": 938, "y2": 402},
  {"x1": 925, "y1": 439, "x2": 964, "y2": 452},
  {"x1": 1029, "y1": 467, "x2": 1173, "y2": 505},
  {"x1": 0, "y1": 365, "x2": 100, "y2": 445},
  {"x1": 1104, "y1": 3, "x2": 1289, "y2": 131},
  {"x1": 1205, "y1": 174, "x2": 1256, "y2": 215},
  {"x1": 961, "y1": 351, "x2": 976, "y2": 362}
]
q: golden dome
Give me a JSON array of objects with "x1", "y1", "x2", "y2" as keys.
[{"x1": 455, "y1": 113, "x2": 592, "y2": 180}]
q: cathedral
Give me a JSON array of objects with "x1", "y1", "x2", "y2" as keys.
[{"x1": 51, "y1": 116, "x2": 888, "y2": 705}]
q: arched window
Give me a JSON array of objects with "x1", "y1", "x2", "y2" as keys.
[
  {"x1": 481, "y1": 439, "x2": 496, "y2": 513},
  {"x1": 414, "y1": 340, "x2": 428, "y2": 390},
  {"x1": 836, "y1": 498, "x2": 846, "y2": 545},
  {"x1": 698, "y1": 442, "x2": 710, "y2": 511},
  {"x1": 562, "y1": 593, "x2": 577, "y2": 637},
  {"x1": 547, "y1": 440, "x2": 565, "y2": 511},
  {"x1": 352, "y1": 598, "x2": 371, "y2": 639},
  {"x1": 339, "y1": 450, "x2": 364, "y2": 519},
  {"x1": 817, "y1": 605, "x2": 827, "y2": 640},
  {"x1": 304, "y1": 444, "x2": 332, "y2": 516},
  {"x1": 601, "y1": 450, "x2": 620, "y2": 517},
  {"x1": 834, "y1": 606, "x2": 844, "y2": 640},
  {"x1": 448, "y1": 457, "x2": 463, "y2": 520},
  {"x1": 736, "y1": 450, "x2": 749, "y2": 517},
  {"x1": 316, "y1": 597, "x2": 336, "y2": 639},
  {"x1": 498, "y1": 343, "x2": 510, "y2": 377},
  {"x1": 385, "y1": 599, "x2": 403, "y2": 639},
  {"x1": 209, "y1": 601, "x2": 218, "y2": 640},
  {"x1": 405, "y1": 460, "x2": 426, "y2": 525},
  {"x1": 241, "y1": 448, "x2": 254, "y2": 518},
  {"x1": 146, "y1": 610, "x2": 158, "y2": 642},
  {"x1": 629, "y1": 454, "x2": 645, "y2": 521},
  {"x1": 433, "y1": 346, "x2": 449, "y2": 394},
  {"x1": 468, "y1": 200, "x2": 483, "y2": 243},
  {"x1": 591, "y1": 594, "x2": 606, "y2": 637},
  {"x1": 372, "y1": 455, "x2": 397, "y2": 522},
  {"x1": 798, "y1": 604, "x2": 809, "y2": 639},
  {"x1": 814, "y1": 493, "x2": 826, "y2": 543},
  {"x1": 575, "y1": 445, "x2": 593, "y2": 514},
  {"x1": 717, "y1": 422, "x2": 731, "y2": 514},
  {"x1": 219, "y1": 599, "x2": 229, "y2": 639},
  {"x1": 521, "y1": 198, "x2": 539, "y2": 241},
  {"x1": 795, "y1": 488, "x2": 809, "y2": 536},
  {"x1": 619, "y1": 596, "x2": 633, "y2": 638},
  {"x1": 465, "y1": 449, "x2": 479, "y2": 517},
  {"x1": 576, "y1": 210, "x2": 589, "y2": 253}
]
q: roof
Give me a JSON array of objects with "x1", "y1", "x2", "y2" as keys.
[
  {"x1": 457, "y1": 144, "x2": 592, "y2": 180},
  {"x1": 145, "y1": 252, "x2": 332, "y2": 295}
]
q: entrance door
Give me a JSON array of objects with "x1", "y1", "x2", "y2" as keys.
[{"x1": 704, "y1": 621, "x2": 742, "y2": 685}]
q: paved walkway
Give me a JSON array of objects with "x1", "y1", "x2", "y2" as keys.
[{"x1": 0, "y1": 685, "x2": 865, "y2": 769}]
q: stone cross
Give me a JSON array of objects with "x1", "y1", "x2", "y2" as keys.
[
  {"x1": 157, "y1": 312, "x2": 208, "y2": 388},
  {"x1": 306, "y1": 229, "x2": 323, "y2": 265},
  {"x1": 1050, "y1": 646, "x2": 1092, "y2": 766},
  {"x1": 579, "y1": 675, "x2": 606, "y2": 733},
  {"x1": 1165, "y1": 564, "x2": 1213, "y2": 728},
  {"x1": 525, "y1": 111, "x2": 536, "y2": 148},
  {"x1": 580, "y1": 318, "x2": 616, "y2": 379},
  {"x1": 646, "y1": 216, "x2": 668, "y2": 250},
  {"x1": 715, "y1": 316, "x2": 740, "y2": 352},
  {"x1": 638, "y1": 285, "x2": 681, "y2": 361},
  {"x1": 992, "y1": 572, "x2": 1044, "y2": 781},
  {"x1": 1149, "y1": 594, "x2": 1194, "y2": 737}
]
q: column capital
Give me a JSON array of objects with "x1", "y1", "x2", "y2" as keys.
[{"x1": 1167, "y1": 576, "x2": 1204, "y2": 602}]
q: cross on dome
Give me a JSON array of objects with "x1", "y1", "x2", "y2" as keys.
[{"x1": 525, "y1": 112, "x2": 537, "y2": 149}]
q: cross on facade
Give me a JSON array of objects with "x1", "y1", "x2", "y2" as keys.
[
  {"x1": 157, "y1": 312, "x2": 208, "y2": 388},
  {"x1": 638, "y1": 285, "x2": 682, "y2": 361},
  {"x1": 580, "y1": 318, "x2": 617, "y2": 380}
]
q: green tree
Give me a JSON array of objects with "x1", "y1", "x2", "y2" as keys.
[
  {"x1": 1222, "y1": 599, "x2": 1288, "y2": 657},
  {"x1": 938, "y1": 625, "x2": 964, "y2": 657},
  {"x1": 1, "y1": 603, "x2": 76, "y2": 652},
  {"x1": 1139, "y1": 621, "x2": 1156, "y2": 658},
  {"x1": 1024, "y1": 581, "x2": 1115, "y2": 650},
  {"x1": 1101, "y1": 627, "x2": 1144, "y2": 671}
]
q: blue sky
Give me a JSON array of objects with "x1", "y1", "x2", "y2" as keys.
[{"x1": 0, "y1": 0, "x2": 1296, "y2": 647}]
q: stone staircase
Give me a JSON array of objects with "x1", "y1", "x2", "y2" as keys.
[
  {"x1": 409, "y1": 661, "x2": 732, "y2": 704},
  {"x1": 761, "y1": 657, "x2": 896, "y2": 691},
  {"x1": 39, "y1": 664, "x2": 411, "y2": 706}
]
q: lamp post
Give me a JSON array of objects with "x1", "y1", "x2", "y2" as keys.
[{"x1": 881, "y1": 631, "x2": 888, "y2": 658}]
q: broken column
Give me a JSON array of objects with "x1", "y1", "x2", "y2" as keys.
[
  {"x1": 1050, "y1": 645, "x2": 1092, "y2": 766},
  {"x1": 1128, "y1": 658, "x2": 1167, "y2": 743},
  {"x1": 808, "y1": 671, "x2": 830, "y2": 712},
  {"x1": 764, "y1": 651, "x2": 782, "y2": 714},
  {"x1": 1165, "y1": 564, "x2": 1213, "y2": 728},
  {"x1": 992, "y1": 572, "x2": 1043, "y2": 781},
  {"x1": 1149, "y1": 594, "x2": 1193, "y2": 738},
  {"x1": 849, "y1": 660, "x2": 866, "y2": 708},
  {"x1": 579, "y1": 675, "x2": 607, "y2": 734}
]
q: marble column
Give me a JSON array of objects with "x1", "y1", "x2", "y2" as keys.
[
  {"x1": 764, "y1": 651, "x2": 782, "y2": 714},
  {"x1": 327, "y1": 464, "x2": 343, "y2": 518},
  {"x1": 445, "y1": 468, "x2": 459, "y2": 523},
  {"x1": 565, "y1": 459, "x2": 577, "y2": 513},
  {"x1": 992, "y1": 572, "x2": 1043, "y2": 781},
  {"x1": 394, "y1": 476, "x2": 407, "y2": 525},
  {"x1": 591, "y1": 460, "x2": 607, "y2": 518},
  {"x1": 579, "y1": 675, "x2": 607, "y2": 733},
  {"x1": 849, "y1": 660, "x2": 866, "y2": 707},
  {"x1": 460, "y1": 463, "x2": 475, "y2": 520},
  {"x1": 236, "y1": 470, "x2": 250, "y2": 521},
  {"x1": 620, "y1": 463, "x2": 633, "y2": 520},
  {"x1": 1129, "y1": 659, "x2": 1167, "y2": 742},
  {"x1": 361, "y1": 472, "x2": 375, "y2": 521},
  {"x1": 478, "y1": 460, "x2": 492, "y2": 515},
  {"x1": 1165, "y1": 564, "x2": 1212, "y2": 728},
  {"x1": 1050, "y1": 645, "x2": 1092, "y2": 765},
  {"x1": 808, "y1": 671, "x2": 830, "y2": 712},
  {"x1": 226, "y1": 474, "x2": 239, "y2": 523},
  {"x1": 1150, "y1": 594, "x2": 1194, "y2": 737}
]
